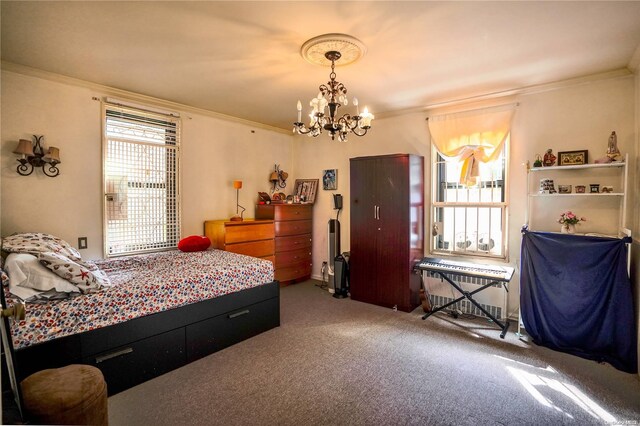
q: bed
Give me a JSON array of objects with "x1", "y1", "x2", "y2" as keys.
[{"x1": 1, "y1": 241, "x2": 280, "y2": 395}]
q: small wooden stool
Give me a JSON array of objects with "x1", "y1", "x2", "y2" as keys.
[{"x1": 21, "y1": 364, "x2": 108, "y2": 425}]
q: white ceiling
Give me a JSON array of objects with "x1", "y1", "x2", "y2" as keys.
[{"x1": 2, "y1": 1, "x2": 640, "y2": 131}]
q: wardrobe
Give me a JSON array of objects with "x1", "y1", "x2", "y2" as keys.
[{"x1": 349, "y1": 154, "x2": 424, "y2": 312}]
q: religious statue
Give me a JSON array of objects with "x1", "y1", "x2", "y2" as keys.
[
  {"x1": 543, "y1": 149, "x2": 556, "y2": 167},
  {"x1": 606, "y1": 131, "x2": 621, "y2": 161}
]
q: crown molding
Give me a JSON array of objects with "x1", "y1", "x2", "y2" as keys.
[
  {"x1": 375, "y1": 68, "x2": 634, "y2": 120},
  {"x1": 3, "y1": 61, "x2": 633, "y2": 130},
  {"x1": 1, "y1": 61, "x2": 291, "y2": 135}
]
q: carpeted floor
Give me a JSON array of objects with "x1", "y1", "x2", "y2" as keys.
[{"x1": 108, "y1": 280, "x2": 640, "y2": 425}]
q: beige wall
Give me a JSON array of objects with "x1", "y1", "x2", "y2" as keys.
[
  {"x1": 294, "y1": 74, "x2": 636, "y2": 320},
  {"x1": 1, "y1": 69, "x2": 636, "y2": 339},
  {"x1": 0, "y1": 70, "x2": 293, "y2": 259}
]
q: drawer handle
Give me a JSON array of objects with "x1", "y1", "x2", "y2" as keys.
[
  {"x1": 228, "y1": 309, "x2": 250, "y2": 319},
  {"x1": 95, "y1": 347, "x2": 133, "y2": 364}
]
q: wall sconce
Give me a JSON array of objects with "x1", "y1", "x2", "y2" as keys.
[
  {"x1": 13, "y1": 135, "x2": 61, "y2": 177},
  {"x1": 269, "y1": 164, "x2": 288, "y2": 191},
  {"x1": 230, "y1": 180, "x2": 246, "y2": 222}
]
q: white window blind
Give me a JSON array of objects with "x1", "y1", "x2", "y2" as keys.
[{"x1": 103, "y1": 103, "x2": 181, "y2": 257}]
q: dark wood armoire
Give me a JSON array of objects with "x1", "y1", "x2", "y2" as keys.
[{"x1": 349, "y1": 154, "x2": 424, "y2": 312}]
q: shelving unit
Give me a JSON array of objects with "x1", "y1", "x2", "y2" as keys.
[
  {"x1": 519, "y1": 154, "x2": 632, "y2": 337},
  {"x1": 526, "y1": 154, "x2": 629, "y2": 238}
]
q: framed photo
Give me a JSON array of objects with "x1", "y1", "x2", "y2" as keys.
[
  {"x1": 322, "y1": 169, "x2": 337, "y2": 190},
  {"x1": 293, "y1": 179, "x2": 319, "y2": 204},
  {"x1": 558, "y1": 150, "x2": 588, "y2": 166}
]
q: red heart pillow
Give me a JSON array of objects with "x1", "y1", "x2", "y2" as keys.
[{"x1": 178, "y1": 235, "x2": 211, "y2": 252}]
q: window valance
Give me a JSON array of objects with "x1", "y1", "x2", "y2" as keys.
[{"x1": 428, "y1": 104, "x2": 515, "y2": 186}]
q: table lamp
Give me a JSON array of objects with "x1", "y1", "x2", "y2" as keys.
[{"x1": 230, "y1": 180, "x2": 246, "y2": 221}]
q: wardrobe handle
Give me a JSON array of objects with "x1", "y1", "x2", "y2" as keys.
[
  {"x1": 376, "y1": 206, "x2": 380, "y2": 220},
  {"x1": 374, "y1": 205, "x2": 377, "y2": 219}
]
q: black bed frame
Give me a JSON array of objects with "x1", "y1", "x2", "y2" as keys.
[{"x1": 2, "y1": 281, "x2": 280, "y2": 396}]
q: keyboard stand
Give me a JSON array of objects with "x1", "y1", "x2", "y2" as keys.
[{"x1": 421, "y1": 271, "x2": 511, "y2": 339}]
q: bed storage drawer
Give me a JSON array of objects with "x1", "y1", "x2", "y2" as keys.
[
  {"x1": 186, "y1": 296, "x2": 280, "y2": 363},
  {"x1": 84, "y1": 327, "x2": 185, "y2": 395}
]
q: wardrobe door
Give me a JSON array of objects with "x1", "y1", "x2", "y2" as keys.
[
  {"x1": 349, "y1": 158, "x2": 378, "y2": 304},
  {"x1": 375, "y1": 156, "x2": 411, "y2": 309}
]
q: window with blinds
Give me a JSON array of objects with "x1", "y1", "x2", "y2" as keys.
[
  {"x1": 432, "y1": 145, "x2": 508, "y2": 259},
  {"x1": 103, "y1": 104, "x2": 181, "y2": 257}
]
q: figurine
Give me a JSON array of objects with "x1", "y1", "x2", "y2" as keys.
[
  {"x1": 533, "y1": 154, "x2": 543, "y2": 168},
  {"x1": 606, "y1": 131, "x2": 621, "y2": 161},
  {"x1": 543, "y1": 149, "x2": 556, "y2": 167}
]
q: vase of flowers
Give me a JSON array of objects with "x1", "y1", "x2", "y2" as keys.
[{"x1": 558, "y1": 211, "x2": 586, "y2": 234}]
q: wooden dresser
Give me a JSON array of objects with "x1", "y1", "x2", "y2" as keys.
[
  {"x1": 204, "y1": 219, "x2": 275, "y2": 263},
  {"x1": 255, "y1": 204, "x2": 313, "y2": 284}
]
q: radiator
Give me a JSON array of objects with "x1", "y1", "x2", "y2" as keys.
[{"x1": 424, "y1": 274, "x2": 507, "y2": 320}]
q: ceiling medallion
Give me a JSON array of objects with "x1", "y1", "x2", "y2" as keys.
[
  {"x1": 301, "y1": 33, "x2": 367, "y2": 67},
  {"x1": 294, "y1": 34, "x2": 373, "y2": 142}
]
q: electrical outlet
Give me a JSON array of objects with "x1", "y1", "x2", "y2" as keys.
[{"x1": 78, "y1": 237, "x2": 88, "y2": 250}]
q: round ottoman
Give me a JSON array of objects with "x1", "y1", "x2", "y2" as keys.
[{"x1": 21, "y1": 364, "x2": 108, "y2": 425}]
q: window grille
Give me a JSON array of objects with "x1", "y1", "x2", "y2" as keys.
[
  {"x1": 431, "y1": 143, "x2": 508, "y2": 259},
  {"x1": 103, "y1": 103, "x2": 181, "y2": 257}
]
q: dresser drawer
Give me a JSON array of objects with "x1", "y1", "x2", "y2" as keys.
[
  {"x1": 275, "y1": 247, "x2": 311, "y2": 268},
  {"x1": 275, "y1": 205, "x2": 312, "y2": 221},
  {"x1": 275, "y1": 219, "x2": 312, "y2": 236},
  {"x1": 275, "y1": 261, "x2": 312, "y2": 282},
  {"x1": 276, "y1": 234, "x2": 312, "y2": 252},
  {"x1": 226, "y1": 239, "x2": 275, "y2": 258},
  {"x1": 225, "y1": 222, "x2": 274, "y2": 244}
]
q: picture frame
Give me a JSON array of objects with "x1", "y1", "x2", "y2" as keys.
[
  {"x1": 558, "y1": 150, "x2": 588, "y2": 166},
  {"x1": 293, "y1": 179, "x2": 319, "y2": 204},
  {"x1": 322, "y1": 169, "x2": 337, "y2": 190},
  {"x1": 558, "y1": 184, "x2": 572, "y2": 194}
]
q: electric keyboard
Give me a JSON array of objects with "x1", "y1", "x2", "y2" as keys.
[
  {"x1": 416, "y1": 257, "x2": 514, "y2": 283},
  {"x1": 415, "y1": 257, "x2": 514, "y2": 338}
]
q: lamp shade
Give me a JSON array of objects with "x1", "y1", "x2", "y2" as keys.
[
  {"x1": 13, "y1": 139, "x2": 34, "y2": 156},
  {"x1": 233, "y1": 180, "x2": 243, "y2": 189},
  {"x1": 269, "y1": 172, "x2": 279, "y2": 182},
  {"x1": 43, "y1": 147, "x2": 61, "y2": 163}
]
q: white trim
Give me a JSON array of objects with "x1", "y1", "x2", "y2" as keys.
[
  {"x1": 1, "y1": 61, "x2": 291, "y2": 135},
  {"x1": 376, "y1": 68, "x2": 633, "y2": 120}
]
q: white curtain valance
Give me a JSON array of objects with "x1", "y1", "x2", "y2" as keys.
[{"x1": 428, "y1": 104, "x2": 516, "y2": 186}]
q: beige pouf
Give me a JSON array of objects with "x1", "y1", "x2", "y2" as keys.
[{"x1": 21, "y1": 364, "x2": 108, "y2": 425}]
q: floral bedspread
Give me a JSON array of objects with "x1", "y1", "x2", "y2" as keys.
[{"x1": 6, "y1": 249, "x2": 274, "y2": 349}]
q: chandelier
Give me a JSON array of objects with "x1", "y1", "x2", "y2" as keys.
[{"x1": 293, "y1": 34, "x2": 374, "y2": 142}]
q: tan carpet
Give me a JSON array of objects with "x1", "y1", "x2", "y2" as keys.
[{"x1": 108, "y1": 280, "x2": 640, "y2": 425}]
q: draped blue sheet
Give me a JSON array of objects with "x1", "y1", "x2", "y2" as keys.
[{"x1": 520, "y1": 229, "x2": 637, "y2": 373}]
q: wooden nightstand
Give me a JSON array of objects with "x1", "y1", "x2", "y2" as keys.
[{"x1": 204, "y1": 219, "x2": 275, "y2": 263}]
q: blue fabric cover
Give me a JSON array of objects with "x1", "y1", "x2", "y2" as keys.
[{"x1": 520, "y1": 229, "x2": 637, "y2": 373}]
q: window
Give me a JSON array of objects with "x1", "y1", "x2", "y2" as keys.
[
  {"x1": 103, "y1": 103, "x2": 181, "y2": 257},
  {"x1": 431, "y1": 141, "x2": 508, "y2": 259}
]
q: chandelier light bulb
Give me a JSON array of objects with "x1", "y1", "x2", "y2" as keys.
[
  {"x1": 360, "y1": 107, "x2": 374, "y2": 128},
  {"x1": 296, "y1": 100, "x2": 302, "y2": 122}
]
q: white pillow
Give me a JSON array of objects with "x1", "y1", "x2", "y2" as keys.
[{"x1": 4, "y1": 253, "x2": 80, "y2": 294}]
